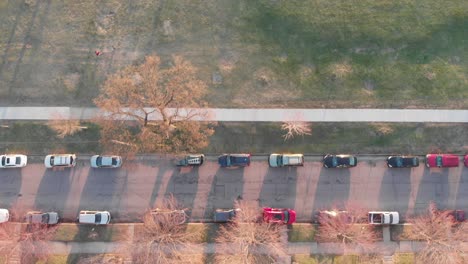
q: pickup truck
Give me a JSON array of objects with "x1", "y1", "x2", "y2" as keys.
[
  {"x1": 368, "y1": 211, "x2": 399, "y2": 225},
  {"x1": 269, "y1": 154, "x2": 304, "y2": 167}
]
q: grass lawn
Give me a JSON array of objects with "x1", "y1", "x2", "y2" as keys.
[
  {"x1": 288, "y1": 224, "x2": 317, "y2": 242},
  {"x1": 1, "y1": 121, "x2": 467, "y2": 155},
  {"x1": 394, "y1": 253, "x2": 416, "y2": 264},
  {"x1": 0, "y1": 1, "x2": 466, "y2": 108},
  {"x1": 293, "y1": 254, "x2": 363, "y2": 264},
  {"x1": 53, "y1": 224, "x2": 130, "y2": 242}
]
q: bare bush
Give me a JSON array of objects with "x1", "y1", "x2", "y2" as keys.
[
  {"x1": 215, "y1": 200, "x2": 288, "y2": 264},
  {"x1": 407, "y1": 202, "x2": 468, "y2": 264},
  {"x1": 128, "y1": 195, "x2": 201, "y2": 264},
  {"x1": 48, "y1": 117, "x2": 87, "y2": 138},
  {"x1": 0, "y1": 222, "x2": 57, "y2": 263},
  {"x1": 281, "y1": 121, "x2": 312, "y2": 141},
  {"x1": 316, "y1": 203, "x2": 379, "y2": 253}
]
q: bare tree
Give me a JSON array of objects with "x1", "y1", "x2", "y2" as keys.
[
  {"x1": 406, "y1": 202, "x2": 468, "y2": 264},
  {"x1": 0, "y1": 222, "x2": 57, "y2": 264},
  {"x1": 215, "y1": 200, "x2": 288, "y2": 264},
  {"x1": 94, "y1": 55, "x2": 215, "y2": 153},
  {"x1": 128, "y1": 195, "x2": 202, "y2": 264},
  {"x1": 315, "y1": 203, "x2": 380, "y2": 253}
]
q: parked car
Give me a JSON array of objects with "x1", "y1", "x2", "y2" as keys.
[
  {"x1": 214, "y1": 208, "x2": 240, "y2": 223},
  {"x1": 269, "y1": 153, "x2": 304, "y2": 167},
  {"x1": 218, "y1": 154, "x2": 251, "y2": 167},
  {"x1": 446, "y1": 210, "x2": 465, "y2": 222},
  {"x1": 0, "y1": 209, "x2": 9, "y2": 223},
  {"x1": 150, "y1": 209, "x2": 186, "y2": 225},
  {"x1": 387, "y1": 156, "x2": 419, "y2": 168},
  {"x1": 78, "y1": 210, "x2": 111, "y2": 225},
  {"x1": 90, "y1": 155, "x2": 122, "y2": 168},
  {"x1": 25, "y1": 211, "x2": 59, "y2": 225},
  {"x1": 44, "y1": 154, "x2": 76, "y2": 168},
  {"x1": 263, "y1": 208, "x2": 296, "y2": 224},
  {"x1": 368, "y1": 211, "x2": 399, "y2": 225},
  {"x1": 0, "y1": 154, "x2": 27, "y2": 168},
  {"x1": 323, "y1": 154, "x2": 357, "y2": 168},
  {"x1": 464, "y1": 155, "x2": 468, "y2": 167},
  {"x1": 176, "y1": 154, "x2": 204, "y2": 166},
  {"x1": 425, "y1": 154, "x2": 459, "y2": 168}
]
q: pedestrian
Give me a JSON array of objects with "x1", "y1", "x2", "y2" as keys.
[{"x1": 95, "y1": 50, "x2": 101, "y2": 56}]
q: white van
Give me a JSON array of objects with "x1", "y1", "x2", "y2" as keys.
[{"x1": 78, "y1": 210, "x2": 111, "y2": 225}]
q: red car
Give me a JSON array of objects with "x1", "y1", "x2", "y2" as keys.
[
  {"x1": 425, "y1": 154, "x2": 459, "y2": 168},
  {"x1": 464, "y1": 155, "x2": 468, "y2": 167},
  {"x1": 263, "y1": 207, "x2": 296, "y2": 224}
]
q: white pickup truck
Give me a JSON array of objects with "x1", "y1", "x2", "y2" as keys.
[
  {"x1": 269, "y1": 154, "x2": 304, "y2": 167},
  {"x1": 368, "y1": 211, "x2": 399, "y2": 225}
]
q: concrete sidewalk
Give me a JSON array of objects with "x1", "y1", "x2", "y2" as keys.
[
  {"x1": 0, "y1": 107, "x2": 467, "y2": 122},
  {"x1": 41, "y1": 240, "x2": 427, "y2": 255}
]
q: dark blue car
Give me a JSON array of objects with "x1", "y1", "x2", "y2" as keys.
[{"x1": 218, "y1": 154, "x2": 251, "y2": 167}]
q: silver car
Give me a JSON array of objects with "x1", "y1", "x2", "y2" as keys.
[
  {"x1": 90, "y1": 155, "x2": 122, "y2": 168},
  {"x1": 25, "y1": 211, "x2": 59, "y2": 225}
]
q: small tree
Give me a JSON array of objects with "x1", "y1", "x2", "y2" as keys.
[
  {"x1": 406, "y1": 202, "x2": 468, "y2": 264},
  {"x1": 316, "y1": 203, "x2": 379, "y2": 253},
  {"x1": 215, "y1": 200, "x2": 287, "y2": 264},
  {"x1": 129, "y1": 195, "x2": 201, "y2": 264},
  {"x1": 94, "y1": 54, "x2": 215, "y2": 153}
]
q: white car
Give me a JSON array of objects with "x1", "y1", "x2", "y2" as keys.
[
  {"x1": 0, "y1": 154, "x2": 27, "y2": 168},
  {"x1": 90, "y1": 155, "x2": 122, "y2": 168},
  {"x1": 0, "y1": 209, "x2": 9, "y2": 223},
  {"x1": 269, "y1": 153, "x2": 304, "y2": 167},
  {"x1": 78, "y1": 210, "x2": 111, "y2": 225},
  {"x1": 44, "y1": 154, "x2": 76, "y2": 168}
]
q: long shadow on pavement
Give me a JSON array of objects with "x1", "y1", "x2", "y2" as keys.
[
  {"x1": 0, "y1": 168, "x2": 22, "y2": 209},
  {"x1": 259, "y1": 167, "x2": 298, "y2": 209},
  {"x1": 34, "y1": 168, "x2": 71, "y2": 218},
  {"x1": 414, "y1": 167, "x2": 449, "y2": 215},
  {"x1": 312, "y1": 168, "x2": 350, "y2": 215},
  {"x1": 163, "y1": 166, "x2": 201, "y2": 218},
  {"x1": 378, "y1": 167, "x2": 411, "y2": 221}
]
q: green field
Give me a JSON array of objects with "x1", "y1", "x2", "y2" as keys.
[
  {"x1": 0, "y1": 121, "x2": 467, "y2": 155},
  {"x1": 0, "y1": 0, "x2": 466, "y2": 108}
]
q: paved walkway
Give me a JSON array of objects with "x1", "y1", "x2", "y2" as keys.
[
  {"x1": 0, "y1": 107, "x2": 468, "y2": 122},
  {"x1": 37, "y1": 241, "x2": 427, "y2": 255}
]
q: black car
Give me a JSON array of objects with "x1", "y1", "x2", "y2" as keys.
[
  {"x1": 323, "y1": 154, "x2": 357, "y2": 168},
  {"x1": 387, "y1": 156, "x2": 419, "y2": 168},
  {"x1": 218, "y1": 154, "x2": 251, "y2": 167},
  {"x1": 214, "y1": 208, "x2": 240, "y2": 222}
]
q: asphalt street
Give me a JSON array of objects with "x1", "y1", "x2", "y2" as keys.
[{"x1": 1, "y1": 156, "x2": 467, "y2": 223}]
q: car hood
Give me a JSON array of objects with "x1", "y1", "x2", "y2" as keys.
[
  {"x1": 288, "y1": 210, "x2": 297, "y2": 224},
  {"x1": 47, "y1": 212, "x2": 59, "y2": 224},
  {"x1": 269, "y1": 154, "x2": 279, "y2": 167}
]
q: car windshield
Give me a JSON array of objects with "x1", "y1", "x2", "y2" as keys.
[
  {"x1": 111, "y1": 158, "x2": 118, "y2": 165},
  {"x1": 283, "y1": 210, "x2": 289, "y2": 223},
  {"x1": 273, "y1": 213, "x2": 283, "y2": 221},
  {"x1": 1, "y1": 157, "x2": 5, "y2": 166},
  {"x1": 436, "y1": 156, "x2": 443, "y2": 167},
  {"x1": 96, "y1": 157, "x2": 102, "y2": 166},
  {"x1": 277, "y1": 155, "x2": 283, "y2": 166},
  {"x1": 42, "y1": 214, "x2": 49, "y2": 223},
  {"x1": 15, "y1": 157, "x2": 21, "y2": 164},
  {"x1": 95, "y1": 214, "x2": 102, "y2": 223},
  {"x1": 50, "y1": 156, "x2": 55, "y2": 165},
  {"x1": 332, "y1": 157, "x2": 338, "y2": 167},
  {"x1": 396, "y1": 158, "x2": 403, "y2": 167},
  {"x1": 226, "y1": 156, "x2": 231, "y2": 166}
]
